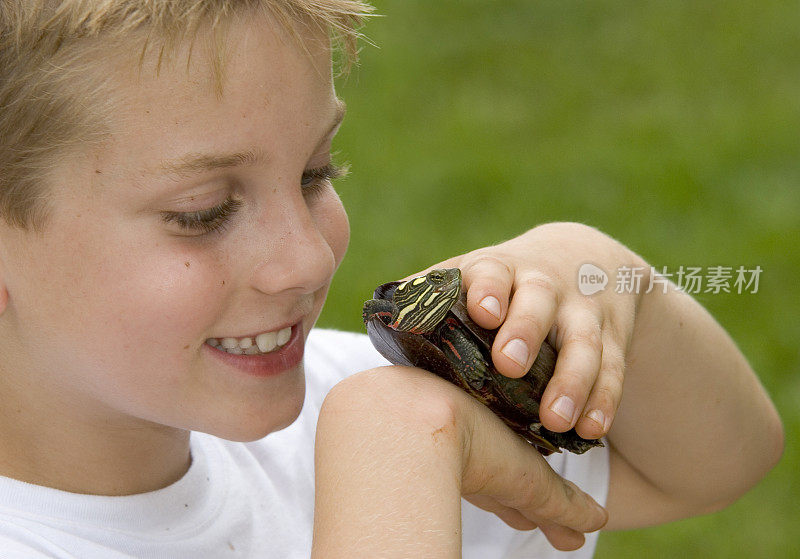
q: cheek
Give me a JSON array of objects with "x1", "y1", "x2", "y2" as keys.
[
  {"x1": 86, "y1": 248, "x2": 227, "y2": 353},
  {"x1": 14, "y1": 226, "x2": 227, "y2": 382}
]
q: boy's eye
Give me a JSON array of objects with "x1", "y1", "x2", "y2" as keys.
[
  {"x1": 161, "y1": 196, "x2": 243, "y2": 236},
  {"x1": 301, "y1": 163, "x2": 347, "y2": 196},
  {"x1": 159, "y1": 163, "x2": 346, "y2": 236}
]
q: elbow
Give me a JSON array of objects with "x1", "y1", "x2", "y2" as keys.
[
  {"x1": 764, "y1": 407, "x2": 785, "y2": 475},
  {"x1": 752, "y1": 403, "x2": 785, "y2": 484},
  {"x1": 706, "y1": 406, "x2": 785, "y2": 515}
]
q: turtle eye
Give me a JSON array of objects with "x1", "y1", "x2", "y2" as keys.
[{"x1": 428, "y1": 270, "x2": 444, "y2": 283}]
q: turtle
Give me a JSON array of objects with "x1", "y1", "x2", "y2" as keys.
[{"x1": 362, "y1": 267, "x2": 602, "y2": 455}]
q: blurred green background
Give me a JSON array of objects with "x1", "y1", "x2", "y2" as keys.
[{"x1": 317, "y1": 0, "x2": 799, "y2": 557}]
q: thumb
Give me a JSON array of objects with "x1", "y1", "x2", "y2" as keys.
[{"x1": 460, "y1": 403, "x2": 607, "y2": 549}]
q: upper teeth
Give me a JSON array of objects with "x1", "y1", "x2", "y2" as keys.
[{"x1": 207, "y1": 326, "x2": 292, "y2": 355}]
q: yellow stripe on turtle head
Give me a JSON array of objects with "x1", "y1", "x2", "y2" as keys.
[{"x1": 390, "y1": 268, "x2": 462, "y2": 333}]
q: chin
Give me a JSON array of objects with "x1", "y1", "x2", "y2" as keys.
[
  {"x1": 246, "y1": 404, "x2": 305, "y2": 442},
  {"x1": 205, "y1": 388, "x2": 306, "y2": 443}
]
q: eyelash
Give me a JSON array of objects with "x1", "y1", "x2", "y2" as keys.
[
  {"x1": 300, "y1": 162, "x2": 347, "y2": 198},
  {"x1": 161, "y1": 196, "x2": 243, "y2": 235},
  {"x1": 161, "y1": 163, "x2": 346, "y2": 235}
]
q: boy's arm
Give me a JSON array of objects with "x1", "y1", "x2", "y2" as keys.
[
  {"x1": 311, "y1": 222, "x2": 783, "y2": 551},
  {"x1": 418, "y1": 221, "x2": 783, "y2": 530},
  {"x1": 603, "y1": 278, "x2": 783, "y2": 529},
  {"x1": 312, "y1": 366, "x2": 608, "y2": 557}
]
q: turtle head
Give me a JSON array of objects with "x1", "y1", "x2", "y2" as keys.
[{"x1": 390, "y1": 268, "x2": 462, "y2": 333}]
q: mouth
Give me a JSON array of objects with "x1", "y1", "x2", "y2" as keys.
[
  {"x1": 204, "y1": 322, "x2": 305, "y2": 378},
  {"x1": 206, "y1": 325, "x2": 293, "y2": 355}
]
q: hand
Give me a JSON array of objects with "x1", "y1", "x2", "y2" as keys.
[
  {"x1": 314, "y1": 366, "x2": 607, "y2": 556},
  {"x1": 426, "y1": 222, "x2": 648, "y2": 439}
]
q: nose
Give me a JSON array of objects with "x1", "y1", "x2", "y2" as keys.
[{"x1": 249, "y1": 195, "x2": 337, "y2": 296}]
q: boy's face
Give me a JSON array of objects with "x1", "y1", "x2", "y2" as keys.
[{"x1": 0, "y1": 17, "x2": 348, "y2": 441}]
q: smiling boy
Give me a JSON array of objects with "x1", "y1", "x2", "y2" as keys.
[{"x1": 0, "y1": 2, "x2": 784, "y2": 558}]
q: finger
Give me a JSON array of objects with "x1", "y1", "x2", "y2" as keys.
[
  {"x1": 574, "y1": 330, "x2": 625, "y2": 439},
  {"x1": 479, "y1": 503, "x2": 592, "y2": 553},
  {"x1": 539, "y1": 304, "x2": 604, "y2": 432},
  {"x1": 460, "y1": 255, "x2": 515, "y2": 329},
  {"x1": 499, "y1": 466, "x2": 607, "y2": 535},
  {"x1": 536, "y1": 520, "x2": 587, "y2": 552},
  {"x1": 464, "y1": 495, "x2": 539, "y2": 531},
  {"x1": 490, "y1": 273, "x2": 560, "y2": 378},
  {"x1": 462, "y1": 404, "x2": 608, "y2": 535},
  {"x1": 468, "y1": 494, "x2": 590, "y2": 551}
]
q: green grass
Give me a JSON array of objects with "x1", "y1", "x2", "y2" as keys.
[{"x1": 317, "y1": 1, "x2": 800, "y2": 556}]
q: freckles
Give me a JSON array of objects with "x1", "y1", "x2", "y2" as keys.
[
  {"x1": 135, "y1": 257, "x2": 221, "y2": 335},
  {"x1": 175, "y1": 257, "x2": 228, "y2": 300},
  {"x1": 175, "y1": 258, "x2": 220, "y2": 290}
]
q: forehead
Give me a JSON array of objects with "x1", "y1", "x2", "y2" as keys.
[{"x1": 93, "y1": 14, "x2": 336, "y2": 179}]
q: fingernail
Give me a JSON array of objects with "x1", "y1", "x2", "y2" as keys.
[
  {"x1": 549, "y1": 395, "x2": 576, "y2": 425},
  {"x1": 479, "y1": 296, "x2": 502, "y2": 319},
  {"x1": 587, "y1": 409, "x2": 607, "y2": 432},
  {"x1": 501, "y1": 338, "x2": 529, "y2": 367}
]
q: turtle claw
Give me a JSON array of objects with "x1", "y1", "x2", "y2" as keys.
[
  {"x1": 527, "y1": 423, "x2": 560, "y2": 453},
  {"x1": 465, "y1": 361, "x2": 489, "y2": 390},
  {"x1": 467, "y1": 375, "x2": 485, "y2": 390}
]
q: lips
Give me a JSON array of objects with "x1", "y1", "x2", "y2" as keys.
[
  {"x1": 207, "y1": 325, "x2": 293, "y2": 355},
  {"x1": 204, "y1": 322, "x2": 305, "y2": 377}
]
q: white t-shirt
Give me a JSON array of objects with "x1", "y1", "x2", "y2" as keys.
[{"x1": 0, "y1": 329, "x2": 609, "y2": 558}]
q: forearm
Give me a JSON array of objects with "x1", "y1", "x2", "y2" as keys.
[
  {"x1": 607, "y1": 278, "x2": 783, "y2": 524},
  {"x1": 312, "y1": 371, "x2": 463, "y2": 558},
  {"x1": 312, "y1": 366, "x2": 607, "y2": 554}
]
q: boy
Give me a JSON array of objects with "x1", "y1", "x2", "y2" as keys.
[{"x1": 0, "y1": 1, "x2": 782, "y2": 557}]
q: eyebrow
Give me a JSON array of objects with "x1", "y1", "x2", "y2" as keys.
[{"x1": 156, "y1": 99, "x2": 347, "y2": 177}]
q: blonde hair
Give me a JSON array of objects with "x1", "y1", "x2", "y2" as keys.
[{"x1": 0, "y1": 0, "x2": 372, "y2": 229}]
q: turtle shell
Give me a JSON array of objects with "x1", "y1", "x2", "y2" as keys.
[{"x1": 365, "y1": 280, "x2": 603, "y2": 455}]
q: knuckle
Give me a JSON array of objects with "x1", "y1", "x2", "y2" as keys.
[
  {"x1": 601, "y1": 358, "x2": 626, "y2": 387},
  {"x1": 591, "y1": 384, "x2": 620, "y2": 409},
  {"x1": 602, "y1": 342, "x2": 626, "y2": 368},
  {"x1": 538, "y1": 221, "x2": 599, "y2": 237},
  {"x1": 579, "y1": 296, "x2": 602, "y2": 316},
  {"x1": 564, "y1": 326, "x2": 603, "y2": 354},
  {"x1": 604, "y1": 317, "x2": 632, "y2": 349},
  {"x1": 551, "y1": 369, "x2": 593, "y2": 394},
  {"x1": 518, "y1": 271, "x2": 560, "y2": 298},
  {"x1": 514, "y1": 314, "x2": 549, "y2": 341},
  {"x1": 518, "y1": 470, "x2": 555, "y2": 512},
  {"x1": 463, "y1": 254, "x2": 513, "y2": 277},
  {"x1": 599, "y1": 348, "x2": 626, "y2": 384},
  {"x1": 534, "y1": 484, "x2": 572, "y2": 523}
]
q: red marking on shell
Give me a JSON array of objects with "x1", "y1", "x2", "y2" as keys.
[{"x1": 441, "y1": 338, "x2": 461, "y2": 360}]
